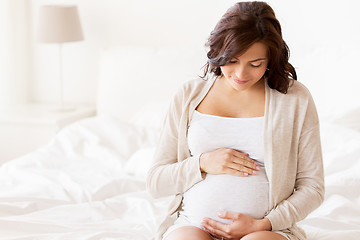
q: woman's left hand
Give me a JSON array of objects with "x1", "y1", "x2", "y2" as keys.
[{"x1": 200, "y1": 211, "x2": 271, "y2": 240}]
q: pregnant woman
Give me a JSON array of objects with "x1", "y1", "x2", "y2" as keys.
[{"x1": 147, "y1": 2, "x2": 324, "y2": 240}]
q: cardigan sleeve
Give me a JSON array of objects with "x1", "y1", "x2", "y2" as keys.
[
  {"x1": 266, "y1": 91, "x2": 325, "y2": 230},
  {"x1": 146, "y1": 85, "x2": 204, "y2": 199}
]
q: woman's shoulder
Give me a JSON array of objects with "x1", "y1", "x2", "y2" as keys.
[
  {"x1": 270, "y1": 80, "x2": 318, "y2": 115},
  {"x1": 180, "y1": 77, "x2": 209, "y2": 93},
  {"x1": 173, "y1": 77, "x2": 210, "y2": 100},
  {"x1": 166, "y1": 77, "x2": 210, "y2": 112},
  {"x1": 276, "y1": 80, "x2": 319, "y2": 119},
  {"x1": 288, "y1": 80, "x2": 312, "y2": 96},
  {"x1": 273, "y1": 80, "x2": 313, "y2": 102}
]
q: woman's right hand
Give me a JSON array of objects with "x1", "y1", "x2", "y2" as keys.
[{"x1": 199, "y1": 148, "x2": 260, "y2": 177}]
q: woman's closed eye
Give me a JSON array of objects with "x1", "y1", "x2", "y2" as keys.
[
  {"x1": 250, "y1": 63, "x2": 262, "y2": 68},
  {"x1": 228, "y1": 59, "x2": 263, "y2": 67}
]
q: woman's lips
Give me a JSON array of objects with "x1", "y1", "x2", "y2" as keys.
[{"x1": 234, "y1": 79, "x2": 249, "y2": 84}]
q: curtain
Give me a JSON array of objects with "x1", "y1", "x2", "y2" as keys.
[{"x1": 0, "y1": 0, "x2": 30, "y2": 107}]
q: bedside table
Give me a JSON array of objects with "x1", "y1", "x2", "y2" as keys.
[{"x1": 0, "y1": 103, "x2": 96, "y2": 165}]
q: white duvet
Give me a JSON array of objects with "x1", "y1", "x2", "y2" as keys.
[{"x1": 0, "y1": 115, "x2": 359, "y2": 240}]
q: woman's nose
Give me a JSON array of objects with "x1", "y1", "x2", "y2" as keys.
[{"x1": 235, "y1": 65, "x2": 248, "y2": 79}]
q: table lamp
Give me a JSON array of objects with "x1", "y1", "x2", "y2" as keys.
[{"x1": 37, "y1": 5, "x2": 84, "y2": 112}]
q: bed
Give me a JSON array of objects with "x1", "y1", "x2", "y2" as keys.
[{"x1": 0, "y1": 45, "x2": 360, "y2": 240}]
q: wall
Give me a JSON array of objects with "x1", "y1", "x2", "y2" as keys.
[{"x1": 29, "y1": 0, "x2": 360, "y2": 115}]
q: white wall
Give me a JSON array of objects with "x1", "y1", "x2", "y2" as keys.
[{"x1": 28, "y1": 0, "x2": 360, "y2": 114}]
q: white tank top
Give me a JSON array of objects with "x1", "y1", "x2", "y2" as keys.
[{"x1": 180, "y1": 110, "x2": 269, "y2": 227}]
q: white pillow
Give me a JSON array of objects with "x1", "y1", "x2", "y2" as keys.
[
  {"x1": 128, "y1": 101, "x2": 169, "y2": 131},
  {"x1": 291, "y1": 42, "x2": 360, "y2": 121},
  {"x1": 320, "y1": 121, "x2": 360, "y2": 180},
  {"x1": 96, "y1": 45, "x2": 207, "y2": 123}
]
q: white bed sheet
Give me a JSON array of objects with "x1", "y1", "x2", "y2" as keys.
[
  {"x1": 0, "y1": 116, "x2": 172, "y2": 240},
  {"x1": 0, "y1": 115, "x2": 359, "y2": 239}
]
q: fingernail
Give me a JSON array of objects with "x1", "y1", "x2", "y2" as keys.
[
  {"x1": 253, "y1": 170, "x2": 257, "y2": 174},
  {"x1": 244, "y1": 172, "x2": 248, "y2": 176},
  {"x1": 256, "y1": 166, "x2": 260, "y2": 170}
]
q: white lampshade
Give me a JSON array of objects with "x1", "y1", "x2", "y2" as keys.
[{"x1": 37, "y1": 5, "x2": 84, "y2": 43}]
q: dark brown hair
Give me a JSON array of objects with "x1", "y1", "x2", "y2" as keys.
[{"x1": 202, "y1": 1, "x2": 296, "y2": 93}]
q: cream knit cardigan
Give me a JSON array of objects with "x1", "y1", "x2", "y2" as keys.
[{"x1": 146, "y1": 76, "x2": 324, "y2": 240}]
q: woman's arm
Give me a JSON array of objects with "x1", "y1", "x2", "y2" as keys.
[
  {"x1": 266, "y1": 88, "x2": 325, "y2": 230},
  {"x1": 146, "y1": 86, "x2": 205, "y2": 199},
  {"x1": 266, "y1": 123, "x2": 325, "y2": 230},
  {"x1": 146, "y1": 152, "x2": 204, "y2": 198}
]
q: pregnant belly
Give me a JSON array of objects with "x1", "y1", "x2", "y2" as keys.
[{"x1": 181, "y1": 167, "x2": 269, "y2": 226}]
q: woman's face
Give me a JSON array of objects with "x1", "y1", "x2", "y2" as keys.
[{"x1": 220, "y1": 42, "x2": 269, "y2": 92}]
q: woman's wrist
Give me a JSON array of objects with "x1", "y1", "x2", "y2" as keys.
[
  {"x1": 255, "y1": 217, "x2": 272, "y2": 231},
  {"x1": 199, "y1": 153, "x2": 207, "y2": 173}
]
